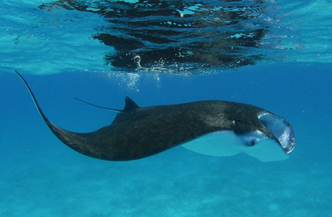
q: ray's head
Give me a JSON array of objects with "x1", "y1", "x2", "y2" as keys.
[
  {"x1": 241, "y1": 111, "x2": 295, "y2": 162},
  {"x1": 258, "y1": 112, "x2": 295, "y2": 154}
]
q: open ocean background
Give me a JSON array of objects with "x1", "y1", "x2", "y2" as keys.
[{"x1": 1, "y1": 0, "x2": 332, "y2": 216}]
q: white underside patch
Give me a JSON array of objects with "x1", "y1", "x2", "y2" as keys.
[{"x1": 182, "y1": 131, "x2": 288, "y2": 162}]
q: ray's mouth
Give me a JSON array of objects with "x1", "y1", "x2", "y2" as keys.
[{"x1": 258, "y1": 112, "x2": 295, "y2": 154}]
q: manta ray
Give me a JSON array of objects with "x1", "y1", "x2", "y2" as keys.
[{"x1": 15, "y1": 71, "x2": 295, "y2": 162}]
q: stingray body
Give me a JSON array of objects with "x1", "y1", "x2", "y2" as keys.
[{"x1": 16, "y1": 71, "x2": 295, "y2": 162}]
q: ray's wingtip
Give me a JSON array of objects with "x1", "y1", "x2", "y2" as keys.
[
  {"x1": 15, "y1": 70, "x2": 22, "y2": 77},
  {"x1": 15, "y1": 70, "x2": 28, "y2": 85}
]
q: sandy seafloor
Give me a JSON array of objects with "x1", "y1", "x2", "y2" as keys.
[
  {"x1": 1, "y1": 0, "x2": 332, "y2": 216},
  {"x1": 1, "y1": 63, "x2": 332, "y2": 216}
]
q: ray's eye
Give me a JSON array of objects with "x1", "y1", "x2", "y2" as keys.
[{"x1": 248, "y1": 139, "x2": 256, "y2": 146}]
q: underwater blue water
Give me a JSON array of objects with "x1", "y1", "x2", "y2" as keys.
[{"x1": 1, "y1": 0, "x2": 332, "y2": 216}]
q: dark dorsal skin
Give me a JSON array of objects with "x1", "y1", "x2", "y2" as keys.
[{"x1": 15, "y1": 71, "x2": 288, "y2": 161}]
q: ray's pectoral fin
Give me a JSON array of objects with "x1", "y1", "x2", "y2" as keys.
[
  {"x1": 15, "y1": 71, "x2": 87, "y2": 152},
  {"x1": 15, "y1": 71, "x2": 55, "y2": 127},
  {"x1": 15, "y1": 70, "x2": 129, "y2": 160}
]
